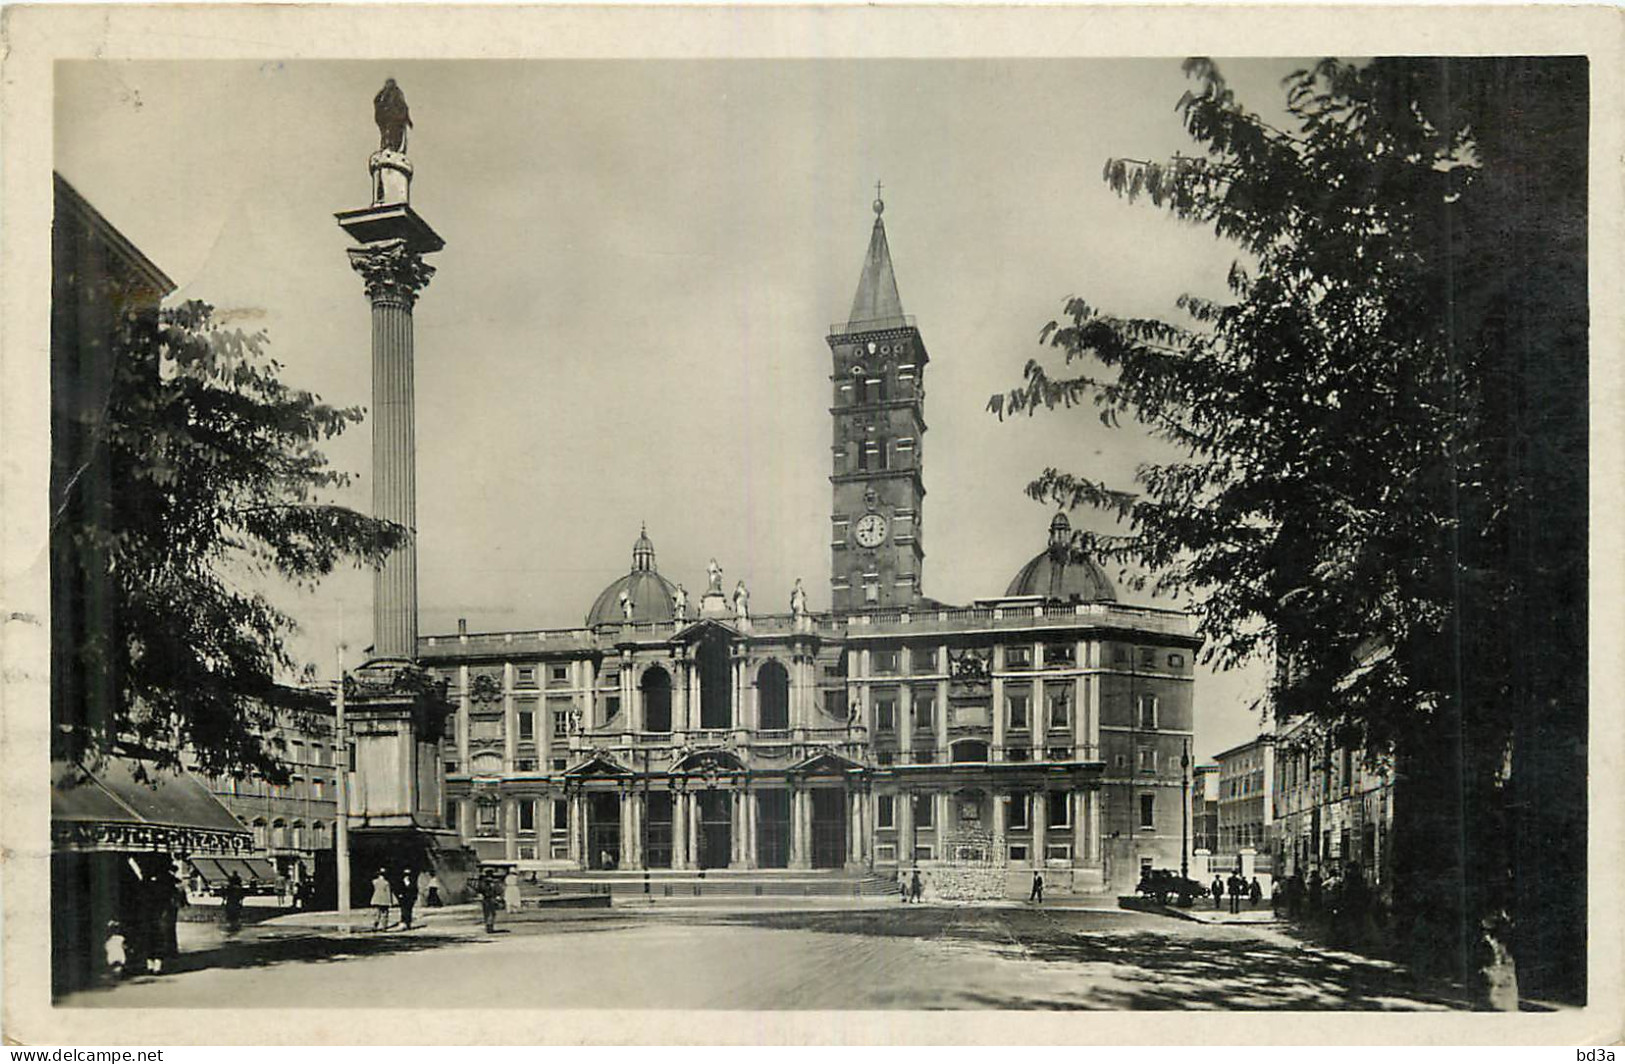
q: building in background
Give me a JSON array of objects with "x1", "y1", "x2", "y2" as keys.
[
  {"x1": 420, "y1": 198, "x2": 1200, "y2": 897},
  {"x1": 1271, "y1": 715, "x2": 1394, "y2": 896},
  {"x1": 1213, "y1": 736, "x2": 1274, "y2": 877},
  {"x1": 190, "y1": 695, "x2": 340, "y2": 896},
  {"x1": 1191, "y1": 762, "x2": 1220, "y2": 855}
]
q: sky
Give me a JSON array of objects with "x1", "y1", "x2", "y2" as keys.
[{"x1": 55, "y1": 58, "x2": 1303, "y2": 760}]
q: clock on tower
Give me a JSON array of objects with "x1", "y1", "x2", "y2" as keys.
[{"x1": 826, "y1": 191, "x2": 928, "y2": 612}]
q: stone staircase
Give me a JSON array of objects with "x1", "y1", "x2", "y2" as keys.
[{"x1": 538, "y1": 867, "x2": 899, "y2": 902}]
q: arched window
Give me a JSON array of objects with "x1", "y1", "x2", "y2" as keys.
[
  {"x1": 290, "y1": 821, "x2": 305, "y2": 850},
  {"x1": 271, "y1": 819, "x2": 287, "y2": 849},
  {"x1": 758, "y1": 661, "x2": 790, "y2": 731},
  {"x1": 952, "y1": 739, "x2": 990, "y2": 763},
  {"x1": 641, "y1": 665, "x2": 672, "y2": 733},
  {"x1": 311, "y1": 821, "x2": 328, "y2": 849},
  {"x1": 698, "y1": 631, "x2": 731, "y2": 730}
]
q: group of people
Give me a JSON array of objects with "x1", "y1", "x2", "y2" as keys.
[
  {"x1": 1276, "y1": 863, "x2": 1373, "y2": 940},
  {"x1": 104, "y1": 856, "x2": 187, "y2": 981},
  {"x1": 1209, "y1": 871, "x2": 1265, "y2": 913},
  {"x1": 896, "y1": 868, "x2": 925, "y2": 903},
  {"x1": 367, "y1": 867, "x2": 445, "y2": 931}
]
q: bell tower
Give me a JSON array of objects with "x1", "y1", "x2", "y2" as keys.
[{"x1": 826, "y1": 188, "x2": 928, "y2": 612}]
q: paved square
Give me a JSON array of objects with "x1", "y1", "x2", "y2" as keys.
[{"x1": 64, "y1": 905, "x2": 1463, "y2": 1011}]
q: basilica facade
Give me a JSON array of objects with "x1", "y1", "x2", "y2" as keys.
[{"x1": 423, "y1": 199, "x2": 1199, "y2": 895}]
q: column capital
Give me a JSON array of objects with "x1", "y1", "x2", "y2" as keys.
[{"x1": 348, "y1": 238, "x2": 435, "y2": 307}]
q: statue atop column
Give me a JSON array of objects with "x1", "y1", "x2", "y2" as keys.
[
  {"x1": 374, "y1": 78, "x2": 413, "y2": 153},
  {"x1": 619, "y1": 588, "x2": 634, "y2": 621},
  {"x1": 672, "y1": 584, "x2": 689, "y2": 622},
  {"x1": 733, "y1": 580, "x2": 750, "y2": 622},
  {"x1": 790, "y1": 578, "x2": 808, "y2": 617},
  {"x1": 706, "y1": 558, "x2": 724, "y2": 595}
]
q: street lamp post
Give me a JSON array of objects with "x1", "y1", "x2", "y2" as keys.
[{"x1": 334, "y1": 643, "x2": 351, "y2": 915}]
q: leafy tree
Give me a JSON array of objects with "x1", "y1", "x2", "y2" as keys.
[
  {"x1": 992, "y1": 58, "x2": 1586, "y2": 1006},
  {"x1": 54, "y1": 299, "x2": 406, "y2": 782}
]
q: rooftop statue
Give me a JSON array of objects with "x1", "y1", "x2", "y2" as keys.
[
  {"x1": 707, "y1": 558, "x2": 724, "y2": 595},
  {"x1": 733, "y1": 580, "x2": 750, "y2": 621},
  {"x1": 790, "y1": 578, "x2": 808, "y2": 617},
  {"x1": 374, "y1": 78, "x2": 413, "y2": 153}
]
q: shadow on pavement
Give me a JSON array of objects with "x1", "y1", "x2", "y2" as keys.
[
  {"x1": 665, "y1": 906, "x2": 1468, "y2": 1011},
  {"x1": 155, "y1": 929, "x2": 473, "y2": 980}
]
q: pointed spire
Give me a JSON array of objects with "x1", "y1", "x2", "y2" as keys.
[{"x1": 847, "y1": 184, "x2": 906, "y2": 331}]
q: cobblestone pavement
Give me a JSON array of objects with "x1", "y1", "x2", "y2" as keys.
[{"x1": 63, "y1": 903, "x2": 1466, "y2": 1011}]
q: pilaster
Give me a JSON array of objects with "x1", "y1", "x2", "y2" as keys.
[
  {"x1": 1033, "y1": 795, "x2": 1047, "y2": 868},
  {"x1": 1073, "y1": 791, "x2": 1089, "y2": 866}
]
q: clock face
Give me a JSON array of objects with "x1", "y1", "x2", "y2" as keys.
[{"x1": 853, "y1": 513, "x2": 888, "y2": 548}]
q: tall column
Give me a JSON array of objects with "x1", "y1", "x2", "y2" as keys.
[
  {"x1": 935, "y1": 658, "x2": 950, "y2": 760},
  {"x1": 345, "y1": 239, "x2": 436, "y2": 661},
  {"x1": 744, "y1": 789, "x2": 758, "y2": 868},
  {"x1": 729, "y1": 790, "x2": 743, "y2": 868},
  {"x1": 790, "y1": 788, "x2": 808, "y2": 869},
  {"x1": 567, "y1": 793, "x2": 583, "y2": 866},
  {"x1": 848, "y1": 791, "x2": 861, "y2": 866},
  {"x1": 669, "y1": 795, "x2": 689, "y2": 870},
  {"x1": 935, "y1": 792, "x2": 950, "y2": 856},
  {"x1": 993, "y1": 793, "x2": 1007, "y2": 854},
  {"x1": 674, "y1": 661, "x2": 690, "y2": 735},
  {"x1": 687, "y1": 794, "x2": 700, "y2": 868}
]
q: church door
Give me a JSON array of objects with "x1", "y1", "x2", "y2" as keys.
[
  {"x1": 756, "y1": 789, "x2": 791, "y2": 869},
  {"x1": 697, "y1": 790, "x2": 732, "y2": 869},
  {"x1": 811, "y1": 788, "x2": 847, "y2": 869},
  {"x1": 587, "y1": 793, "x2": 621, "y2": 869},
  {"x1": 644, "y1": 791, "x2": 673, "y2": 869}
]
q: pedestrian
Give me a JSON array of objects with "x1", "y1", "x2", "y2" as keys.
[
  {"x1": 898, "y1": 869, "x2": 909, "y2": 903},
  {"x1": 151, "y1": 862, "x2": 184, "y2": 973},
  {"x1": 369, "y1": 868, "x2": 394, "y2": 931},
  {"x1": 398, "y1": 868, "x2": 419, "y2": 930},
  {"x1": 1228, "y1": 872, "x2": 1243, "y2": 914},
  {"x1": 910, "y1": 869, "x2": 923, "y2": 904},
  {"x1": 1030, "y1": 868, "x2": 1045, "y2": 904},
  {"x1": 1308, "y1": 869, "x2": 1324, "y2": 913},
  {"x1": 1211, "y1": 875, "x2": 1225, "y2": 910},
  {"x1": 425, "y1": 872, "x2": 444, "y2": 908},
  {"x1": 103, "y1": 920, "x2": 127, "y2": 982},
  {"x1": 1249, "y1": 876, "x2": 1263, "y2": 909},
  {"x1": 276, "y1": 872, "x2": 290, "y2": 907},
  {"x1": 503, "y1": 869, "x2": 523, "y2": 914},
  {"x1": 222, "y1": 871, "x2": 246, "y2": 933},
  {"x1": 478, "y1": 872, "x2": 500, "y2": 933}
]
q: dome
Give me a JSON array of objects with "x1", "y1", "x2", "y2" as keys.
[
  {"x1": 586, "y1": 525, "x2": 680, "y2": 627},
  {"x1": 1004, "y1": 513, "x2": 1117, "y2": 603}
]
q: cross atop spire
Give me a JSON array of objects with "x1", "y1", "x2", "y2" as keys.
[{"x1": 873, "y1": 179, "x2": 884, "y2": 216}]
